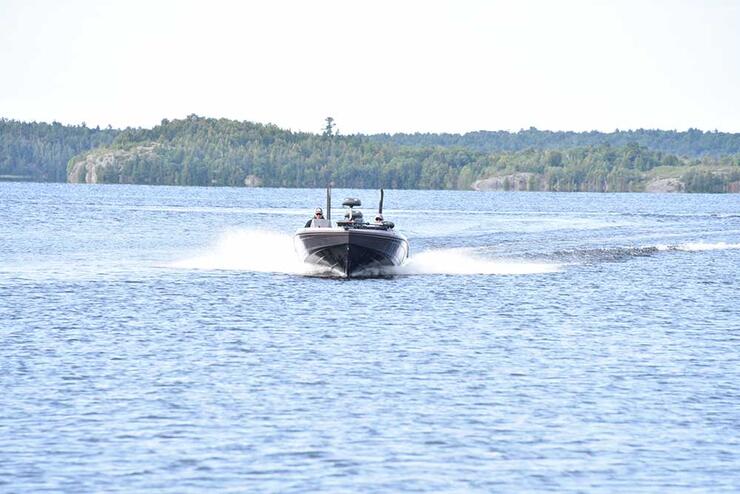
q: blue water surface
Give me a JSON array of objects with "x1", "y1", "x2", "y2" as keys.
[{"x1": 1, "y1": 183, "x2": 739, "y2": 492}]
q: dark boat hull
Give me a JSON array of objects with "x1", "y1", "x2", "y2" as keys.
[{"x1": 294, "y1": 228, "x2": 409, "y2": 277}]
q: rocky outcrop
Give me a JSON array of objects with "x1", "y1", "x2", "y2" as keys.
[
  {"x1": 244, "y1": 175, "x2": 262, "y2": 187},
  {"x1": 68, "y1": 149, "x2": 119, "y2": 184},
  {"x1": 67, "y1": 143, "x2": 161, "y2": 184},
  {"x1": 644, "y1": 178, "x2": 684, "y2": 193},
  {"x1": 472, "y1": 173, "x2": 540, "y2": 191}
]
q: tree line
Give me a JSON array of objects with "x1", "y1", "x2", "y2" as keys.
[
  {"x1": 0, "y1": 119, "x2": 118, "y2": 181},
  {"x1": 367, "y1": 127, "x2": 740, "y2": 157},
  {"x1": 2, "y1": 116, "x2": 739, "y2": 192}
]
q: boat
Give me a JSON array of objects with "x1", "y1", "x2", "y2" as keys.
[{"x1": 294, "y1": 188, "x2": 409, "y2": 277}]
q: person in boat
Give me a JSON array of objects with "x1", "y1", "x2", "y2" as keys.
[
  {"x1": 305, "y1": 207, "x2": 324, "y2": 228},
  {"x1": 374, "y1": 213, "x2": 394, "y2": 229}
]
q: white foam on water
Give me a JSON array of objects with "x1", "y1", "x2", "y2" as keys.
[
  {"x1": 169, "y1": 229, "x2": 314, "y2": 274},
  {"x1": 675, "y1": 241, "x2": 740, "y2": 252},
  {"x1": 169, "y1": 229, "x2": 560, "y2": 277},
  {"x1": 650, "y1": 241, "x2": 740, "y2": 253},
  {"x1": 394, "y1": 248, "x2": 561, "y2": 276}
]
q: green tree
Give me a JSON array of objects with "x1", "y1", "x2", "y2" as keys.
[{"x1": 323, "y1": 117, "x2": 336, "y2": 137}]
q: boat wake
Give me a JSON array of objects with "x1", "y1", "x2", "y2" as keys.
[
  {"x1": 168, "y1": 229, "x2": 560, "y2": 276},
  {"x1": 543, "y1": 241, "x2": 740, "y2": 264},
  {"x1": 658, "y1": 241, "x2": 740, "y2": 252},
  {"x1": 393, "y1": 249, "x2": 561, "y2": 275},
  {"x1": 169, "y1": 229, "x2": 312, "y2": 274},
  {"x1": 169, "y1": 229, "x2": 738, "y2": 277}
]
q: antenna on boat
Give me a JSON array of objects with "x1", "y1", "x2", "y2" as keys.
[
  {"x1": 378, "y1": 188, "x2": 384, "y2": 216},
  {"x1": 326, "y1": 184, "x2": 332, "y2": 221}
]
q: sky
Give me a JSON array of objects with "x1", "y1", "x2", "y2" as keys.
[{"x1": 1, "y1": 0, "x2": 738, "y2": 134}]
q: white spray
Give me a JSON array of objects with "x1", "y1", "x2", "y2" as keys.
[{"x1": 169, "y1": 229, "x2": 562, "y2": 276}]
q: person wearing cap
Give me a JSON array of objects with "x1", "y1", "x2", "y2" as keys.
[
  {"x1": 374, "y1": 214, "x2": 384, "y2": 224},
  {"x1": 305, "y1": 208, "x2": 324, "y2": 227}
]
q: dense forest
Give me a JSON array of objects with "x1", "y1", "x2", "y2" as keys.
[
  {"x1": 2, "y1": 116, "x2": 739, "y2": 192},
  {"x1": 0, "y1": 119, "x2": 118, "y2": 181},
  {"x1": 367, "y1": 128, "x2": 740, "y2": 157}
]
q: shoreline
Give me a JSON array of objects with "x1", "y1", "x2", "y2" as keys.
[{"x1": 1, "y1": 179, "x2": 738, "y2": 194}]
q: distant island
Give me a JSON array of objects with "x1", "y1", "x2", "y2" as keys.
[{"x1": 1, "y1": 115, "x2": 739, "y2": 192}]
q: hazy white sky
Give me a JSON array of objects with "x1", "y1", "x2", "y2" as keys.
[{"x1": 1, "y1": 0, "x2": 738, "y2": 133}]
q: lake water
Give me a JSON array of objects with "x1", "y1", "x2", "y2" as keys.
[{"x1": 1, "y1": 182, "x2": 739, "y2": 492}]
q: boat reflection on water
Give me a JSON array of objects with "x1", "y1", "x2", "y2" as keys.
[{"x1": 294, "y1": 188, "x2": 409, "y2": 277}]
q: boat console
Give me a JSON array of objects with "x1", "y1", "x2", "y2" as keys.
[{"x1": 336, "y1": 197, "x2": 395, "y2": 230}]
